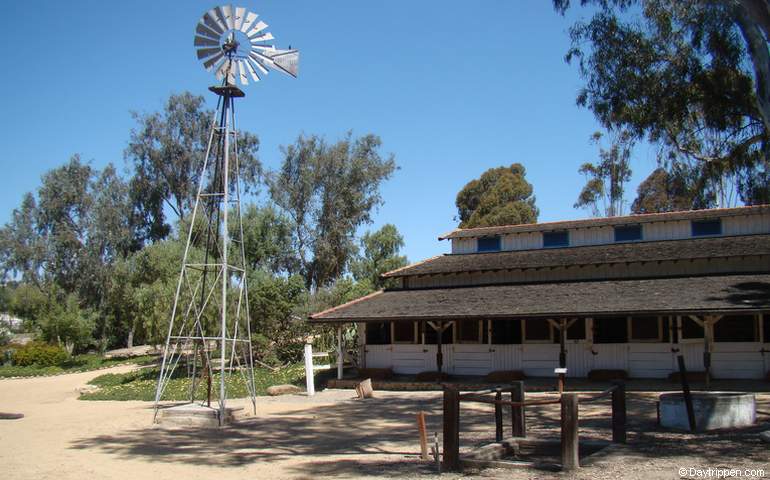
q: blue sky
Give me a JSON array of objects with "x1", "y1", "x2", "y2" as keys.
[{"x1": 0, "y1": 1, "x2": 659, "y2": 262}]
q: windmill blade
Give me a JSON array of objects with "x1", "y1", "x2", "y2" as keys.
[
  {"x1": 251, "y1": 44, "x2": 276, "y2": 52},
  {"x1": 233, "y1": 6, "x2": 246, "y2": 30},
  {"x1": 246, "y1": 21, "x2": 268, "y2": 37},
  {"x1": 249, "y1": 32, "x2": 274, "y2": 43},
  {"x1": 196, "y1": 22, "x2": 220, "y2": 41},
  {"x1": 215, "y1": 6, "x2": 231, "y2": 31},
  {"x1": 216, "y1": 59, "x2": 234, "y2": 82},
  {"x1": 240, "y1": 11, "x2": 258, "y2": 33},
  {"x1": 220, "y1": 5, "x2": 235, "y2": 30},
  {"x1": 243, "y1": 58, "x2": 260, "y2": 82},
  {"x1": 203, "y1": 51, "x2": 225, "y2": 70},
  {"x1": 237, "y1": 60, "x2": 249, "y2": 85},
  {"x1": 203, "y1": 11, "x2": 225, "y2": 34},
  {"x1": 194, "y1": 35, "x2": 219, "y2": 47},
  {"x1": 262, "y1": 49, "x2": 300, "y2": 78},
  {"x1": 196, "y1": 47, "x2": 221, "y2": 60},
  {"x1": 248, "y1": 54, "x2": 270, "y2": 75}
]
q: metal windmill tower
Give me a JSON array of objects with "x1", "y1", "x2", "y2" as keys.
[{"x1": 153, "y1": 4, "x2": 299, "y2": 425}]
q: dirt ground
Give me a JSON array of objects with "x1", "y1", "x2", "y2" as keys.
[{"x1": 1, "y1": 367, "x2": 769, "y2": 480}]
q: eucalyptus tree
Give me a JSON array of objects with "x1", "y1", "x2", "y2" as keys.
[
  {"x1": 455, "y1": 163, "x2": 539, "y2": 228},
  {"x1": 268, "y1": 132, "x2": 397, "y2": 289},
  {"x1": 574, "y1": 131, "x2": 633, "y2": 217},
  {"x1": 554, "y1": 0, "x2": 770, "y2": 206}
]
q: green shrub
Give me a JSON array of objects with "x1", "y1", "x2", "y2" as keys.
[{"x1": 12, "y1": 342, "x2": 68, "y2": 367}]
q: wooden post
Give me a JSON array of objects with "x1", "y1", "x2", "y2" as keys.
[
  {"x1": 511, "y1": 381, "x2": 526, "y2": 437},
  {"x1": 703, "y1": 317, "x2": 712, "y2": 391},
  {"x1": 494, "y1": 389, "x2": 503, "y2": 442},
  {"x1": 417, "y1": 411, "x2": 429, "y2": 460},
  {"x1": 442, "y1": 385, "x2": 460, "y2": 471},
  {"x1": 433, "y1": 432, "x2": 441, "y2": 473},
  {"x1": 676, "y1": 355, "x2": 697, "y2": 432},
  {"x1": 611, "y1": 382, "x2": 627, "y2": 443},
  {"x1": 304, "y1": 343, "x2": 315, "y2": 396},
  {"x1": 561, "y1": 393, "x2": 579, "y2": 471},
  {"x1": 336, "y1": 325, "x2": 344, "y2": 380},
  {"x1": 436, "y1": 321, "x2": 444, "y2": 375}
]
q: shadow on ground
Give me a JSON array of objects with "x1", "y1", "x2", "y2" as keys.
[{"x1": 69, "y1": 391, "x2": 770, "y2": 478}]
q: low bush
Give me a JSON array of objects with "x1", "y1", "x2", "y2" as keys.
[{"x1": 12, "y1": 342, "x2": 68, "y2": 367}]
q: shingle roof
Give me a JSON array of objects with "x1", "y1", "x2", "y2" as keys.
[
  {"x1": 439, "y1": 205, "x2": 770, "y2": 240},
  {"x1": 310, "y1": 274, "x2": 770, "y2": 322},
  {"x1": 382, "y1": 234, "x2": 770, "y2": 278}
]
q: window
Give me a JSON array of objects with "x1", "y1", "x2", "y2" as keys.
[
  {"x1": 524, "y1": 318, "x2": 553, "y2": 342},
  {"x1": 629, "y1": 316, "x2": 662, "y2": 342},
  {"x1": 458, "y1": 320, "x2": 483, "y2": 343},
  {"x1": 392, "y1": 321, "x2": 417, "y2": 343},
  {"x1": 543, "y1": 231, "x2": 569, "y2": 248},
  {"x1": 680, "y1": 317, "x2": 704, "y2": 340},
  {"x1": 614, "y1": 224, "x2": 642, "y2": 242},
  {"x1": 594, "y1": 317, "x2": 628, "y2": 343},
  {"x1": 566, "y1": 318, "x2": 587, "y2": 340},
  {"x1": 714, "y1": 315, "x2": 758, "y2": 342},
  {"x1": 491, "y1": 319, "x2": 522, "y2": 344},
  {"x1": 691, "y1": 219, "x2": 722, "y2": 237},
  {"x1": 423, "y1": 322, "x2": 454, "y2": 345},
  {"x1": 365, "y1": 322, "x2": 391, "y2": 345},
  {"x1": 477, "y1": 236, "x2": 501, "y2": 252}
]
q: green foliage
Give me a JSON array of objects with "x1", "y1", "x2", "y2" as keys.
[
  {"x1": 38, "y1": 293, "x2": 96, "y2": 354},
  {"x1": 12, "y1": 341, "x2": 68, "y2": 367},
  {"x1": 631, "y1": 166, "x2": 711, "y2": 213},
  {"x1": 350, "y1": 224, "x2": 408, "y2": 289},
  {"x1": 248, "y1": 273, "x2": 309, "y2": 364},
  {"x1": 269, "y1": 132, "x2": 397, "y2": 289},
  {"x1": 456, "y1": 163, "x2": 538, "y2": 228},
  {"x1": 0, "y1": 353, "x2": 155, "y2": 378},
  {"x1": 238, "y1": 204, "x2": 299, "y2": 275},
  {"x1": 80, "y1": 363, "x2": 306, "y2": 401},
  {"x1": 555, "y1": 0, "x2": 770, "y2": 206},
  {"x1": 574, "y1": 131, "x2": 633, "y2": 217}
]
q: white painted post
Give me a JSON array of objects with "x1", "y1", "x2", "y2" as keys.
[
  {"x1": 304, "y1": 343, "x2": 315, "y2": 396},
  {"x1": 337, "y1": 325, "x2": 344, "y2": 380}
]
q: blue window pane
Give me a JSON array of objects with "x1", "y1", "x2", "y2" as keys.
[
  {"x1": 477, "y1": 236, "x2": 501, "y2": 252},
  {"x1": 691, "y1": 219, "x2": 722, "y2": 236},
  {"x1": 543, "y1": 231, "x2": 569, "y2": 248},
  {"x1": 614, "y1": 224, "x2": 643, "y2": 242}
]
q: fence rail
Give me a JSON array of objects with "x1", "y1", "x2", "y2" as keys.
[{"x1": 442, "y1": 381, "x2": 627, "y2": 472}]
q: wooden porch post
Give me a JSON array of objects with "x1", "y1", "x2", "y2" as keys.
[{"x1": 336, "y1": 325, "x2": 344, "y2": 380}]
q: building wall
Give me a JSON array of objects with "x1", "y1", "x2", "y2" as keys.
[
  {"x1": 363, "y1": 314, "x2": 768, "y2": 379},
  {"x1": 449, "y1": 212, "x2": 770, "y2": 253}
]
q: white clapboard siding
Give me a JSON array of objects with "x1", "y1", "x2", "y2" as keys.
[
  {"x1": 365, "y1": 345, "x2": 392, "y2": 369},
  {"x1": 678, "y1": 343, "x2": 705, "y2": 371},
  {"x1": 592, "y1": 344, "x2": 629, "y2": 371},
  {"x1": 452, "y1": 238, "x2": 476, "y2": 254},
  {"x1": 723, "y1": 214, "x2": 770, "y2": 235},
  {"x1": 570, "y1": 227, "x2": 614, "y2": 246},
  {"x1": 451, "y1": 344, "x2": 493, "y2": 375},
  {"x1": 391, "y1": 344, "x2": 427, "y2": 374},
  {"x1": 711, "y1": 343, "x2": 764, "y2": 379},
  {"x1": 492, "y1": 344, "x2": 523, "y2": 371},
  {"x1": 628, "y1": 344, "x2": 674, "y2": 378},
  {"x1": 502, "y1": 233, "x2": 541, "y2": 250},
  {"x1": 565, "y1": 342, "x2": 593, "y2": 377},
  {"x1": 521, "y1": 344, "x2": 559, "y2": 377}
]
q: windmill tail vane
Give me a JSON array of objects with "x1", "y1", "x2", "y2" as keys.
[{"x1": 153, "y1": 4, "x2": 298, "y2": 426}]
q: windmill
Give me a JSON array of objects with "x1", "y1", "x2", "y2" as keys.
[{"x1": 153, "y1": 5, "x2": 299, "y2": 426}]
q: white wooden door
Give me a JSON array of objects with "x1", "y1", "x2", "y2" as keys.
[
  {"x1": 365, "y1": 344, "x2": 392, "y2": 369},
  {"x1": 711, "y1": 342, "x2": 764, "y2": 379},
  {"x1": 451, "y1": 344, "x2": 493, "y2": 375}
]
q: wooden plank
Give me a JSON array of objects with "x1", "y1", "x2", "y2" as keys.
[
  {"x1": 561, "y1": 393, "x2": 579, "y2": 471},
  {"x1": 611, "y1": 382, "x2": 627, "y2": 443},
  {"x1": 417, "y1": 411, "x2": 429, "y2": 460},
  {"x1": 442, "y1": 385, "x2": 461, "y2": 471},
  {"x1": 511, "y1": 381, "x2": 526, "y2": 437},
  {"x1": 494, "y1": 389, "x2": 503, "y2": 441}
]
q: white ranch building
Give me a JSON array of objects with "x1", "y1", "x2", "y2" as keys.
[{"x1": 311, "y1": 205, "x2": 770, "y2": 380}]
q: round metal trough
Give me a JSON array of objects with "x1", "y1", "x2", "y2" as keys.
[{"x1": 659, "y1": 392, "x2": 756, "y2": 431}]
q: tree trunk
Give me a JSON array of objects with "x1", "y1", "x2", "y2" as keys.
[
  {"x1": 127, "y1": 328, "x2": 134, "y2": 349},
  {"x1": 734, "y1": 1, "x2": 770, "y2": 137}
]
